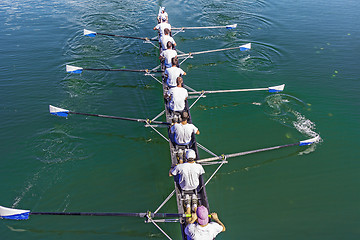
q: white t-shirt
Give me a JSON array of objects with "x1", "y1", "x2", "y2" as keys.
[
  {"x1": 160, "y1": 35, "x2": 176, "y2": 50},
  {"x1": 167, "y1": 87, "x2": 188, "y2": 111},
  {"x1": 158, "y1": 12, "x2": 168, "y2": 21},
  {"x1": 165, "y1": 67, "x2": 185, "y2": 87},
  {"x1": 160, "y1": 49, "x2": 177, "y2": 67},
  {"x1": 171, "y1": 122, "x2": 198, "y2": 145},
  {"x1": 171, "y1": 162, "x2": 205, "y2": 191},
  {"x1": 185, "y1": 222, "x2": 223, "y2": 240},
  {"x1": 154, "y1": 22, "x2": 171, "y2": 36}
]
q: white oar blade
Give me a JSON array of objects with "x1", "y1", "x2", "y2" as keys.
[
  {"x1": 268, "y1": 84, "x2": 285, "y2": 93},
  {"x1": 66, "y1": 65, "x2": 83, "y2": 74},
  {"x1": 239, "y1": 43, "x2": 251, "y2": 51},
  {"x1": 299, "y1": 136, "x2": 320, "y2": 146},
  {"x1": 49, "y1": 105, "x2": 69, "y2": 117},
  {"x1": 226, "y1": 24, "x2": 237, "y2": 29},
  {"x1": 83, "y1": 29, "x2": 97, "y2": 37},
  {"x1": 0, "y1": 206, "x2": 30, "y2": 220}
]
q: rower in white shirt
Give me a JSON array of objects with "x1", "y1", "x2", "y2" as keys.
[
  {"x1": 165, "y1": 57, "x2": 186, "y2": 88},
  {"x1": 160, "y1": 41, "x2": 177, "y2": 68},
  {"x1": 165, "y1": 76, "x2": 188, "y2": 113},
  {"x1": 159, "y1": 28, "x2": 176, "y2": 51},
  {"x1": 153, "y1": 18, "x2": 171, "y2": 37},
  {"x1": 170, "y1": 111, "x2": 199, "y2": 146},
  {"x1": 157, "y1": 7, "x2": 168, "y2": 23}
]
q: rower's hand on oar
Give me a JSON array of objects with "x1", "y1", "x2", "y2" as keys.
[
  {"x1": 210, "y1": 212, "x2": 218, "y2": 220},
  {"x1": 188, "y1": 212, "x2": 197, "y2": 224}
]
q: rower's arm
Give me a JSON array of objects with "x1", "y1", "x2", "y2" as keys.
[
  {"x1": 211, "y1": 213, "x2": 226, "y2": 232},
  {"x1": 188, "y1": 213, "x2": 197, "y2": 224},
  {"x1": 169, "y1": 166, "x2": 176, "y2": 176},
  {"x1": 196, "y1": 130, "x2": 200, "y2": 135}
]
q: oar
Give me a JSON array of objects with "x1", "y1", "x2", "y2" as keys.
[
  {"x1": 49, "y1": 105, "x2": 170, "y2": 125},
  {"x1": 177, "y1": 43, "x2": 251, "y2": 58},
  {"x1": 66, "y1": 65, "x2": 163, "y2": 74},
  {"x1": 197, "y1": 136, "x2": 321, "y2": 163},
  {"x1": 172, "y1": 24, "x2": 237, "y2": 30},
  {"x1": 188, "y1": 84, "x2": 285, "y2": 95},
  {"x1": 0, "y1": 205, "x2": 193, "y2": 220},
  {"x1": 83, "y1": 29, "x2": 158, "y2": 41}
]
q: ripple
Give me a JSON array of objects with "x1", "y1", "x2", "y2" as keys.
[
  {"x1": 226, "y1": 41, "x2": 285, "y2": 73},
  {"x1": 32, "y1": 126, "x2": 89, "y2": 164}
]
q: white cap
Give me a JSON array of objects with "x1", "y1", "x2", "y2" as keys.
[{"x1": 186, "y1": 149, "x2": 196, "y2": 160}]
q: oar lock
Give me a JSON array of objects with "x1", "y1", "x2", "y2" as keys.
[{"x1": 144, "y1": 210, "x2": 153, "y2": 223}]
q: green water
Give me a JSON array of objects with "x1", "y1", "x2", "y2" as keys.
[{"x1": 1, "y1": 0, "x2": 359, "y2": 239}]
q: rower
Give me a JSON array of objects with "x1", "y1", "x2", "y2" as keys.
[
  {"x1": 164, "y1": 57, "x2": 186, "y2": 88},
  {"x1": 169, "y1": 149, "x2": 205, "y2": 221},
  {"x1": 165, "y1": 76, "x2": 188, "y2": 113},
  {"x1": 153, "y1": 17, "x2": 171, "y2": 37},
  {"x1": 170, "y1": 111, "x2": 199, "y2": 147},
  {"x1": 157, "y1": 7, "x2": 168, "y2": 23},
  {"x1": 185, "y1": 205, "x2": 226, "y2": 239},
  {"x1": 160, "y1": 40, "x2": 177, "y2": 68},
  {"x1": 159, "y1": 28, "x2": 176, "y2": 51}
]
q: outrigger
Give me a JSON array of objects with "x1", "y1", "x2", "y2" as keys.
[{"x1": 1, "y1": 7, "x2": 320, "y2": 240}]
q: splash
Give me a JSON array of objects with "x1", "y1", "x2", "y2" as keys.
[{"x1": 263, "y1": 94, "x2": 322, "y2": 154}]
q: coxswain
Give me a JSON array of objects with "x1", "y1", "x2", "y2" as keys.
[
  {"x1": 164, "y1": 57, "x2": 186, "y2": 88},
  {"x1": 185, "y1": 205, "x2": 226, "y2": 239},
  {"x1": 159, "y1": 28, "x2": 176, "y2": 51},
  {"x1": 170, "y1": 111, "x2": 199, "y2": 146},
  {"x1": 153, "y1": 17, "x2": 171, "y2": 37},
  {"x1": 165, "y1": 76, "x2": 188, "y2": 113},
  {"x1": 160, "y1": 40, "x2": 177, "y2": 68},
  {"x1": 157, "y1": 7, "x2": 168, "y2": 23}
]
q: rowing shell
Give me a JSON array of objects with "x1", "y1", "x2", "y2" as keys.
[{"x1": 159, "y1": 38, "x2": 210, "y2": 240}]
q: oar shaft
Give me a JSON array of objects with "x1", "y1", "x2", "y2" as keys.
[
  {"x1": 178, "y1": 46, "x2": 239, "y2": 57},
  {"x1": 97, "y1": 33, "x2": 157, "y2": 41},
  {"x1": 197, "y1": 143, "x2": 298, "y2": 163},
  {"x1": 226, "y1": 143, "x2": 298, "y2": 158},
  {"x1": 31, "y1": 212, "x2": 144, "y2": 217},
  {"x1": 69, "y1": 111, "x2": 170, "y2": 125},
  {"x1": 172, "y1": 26, "x2": 228, "y2": 30},
  {"x1": 30, "y1": 212, "x2": 186, "y2": 218},
  {"x1": 83, "y1": 68, "x2": 163, "y2": 73},
  {"x1": 188, "y1": 88, "x2": 268, "y2": 95}
]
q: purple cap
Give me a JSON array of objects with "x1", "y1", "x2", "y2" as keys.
[{"x1": 196, "y1": 206, "x2": 209, "y2": 225}]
